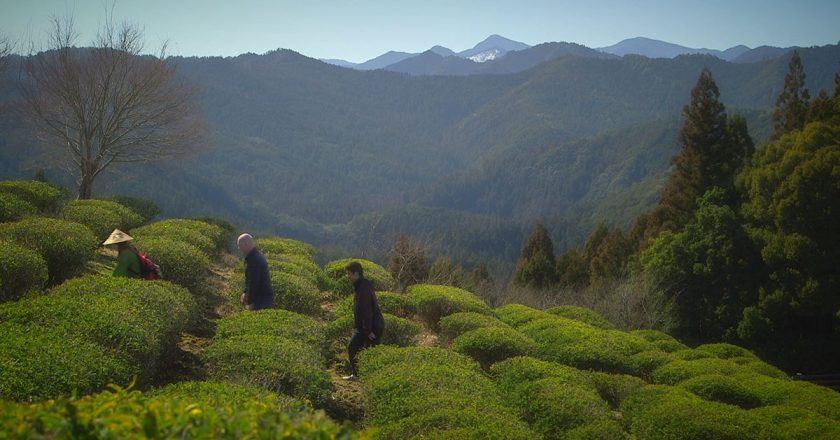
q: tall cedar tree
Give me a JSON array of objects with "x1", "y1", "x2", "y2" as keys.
[
  {"x1": 513, "y1": 223, "x2": 558, "y2": 288},
  {"x1": 772, "y1": 50, "x2": 810, "y2": 139},
  {"x1": 644, "y1": 68, "x2": 751, "y2": 243}
]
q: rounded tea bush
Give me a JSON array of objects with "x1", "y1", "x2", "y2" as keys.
[
  {"x1": 629, "y1": 350, "x2": 675, "y2": 377},
  {"x1": 565, "y1": 419, "x2": 630, "y2": 440},
  {"x1": 332, "y1": 291, "x2": 416, "y2": 320},
  {"x1": 215, "y1": 309, "x2": 325, "y2": 350},
  {"x1": 695, "y1": 342, "x2": 759, "y2": 360},
  {"x1": 545, "y1": 305, "x2": 616, "y2": 329},
  {"x1": 136, "y1": 238, "x2": 210, "y2": 291},
  {"x1": 451, "y1": 326, "x2": 538, "y2": 368},
  {"x1": 678, "y1": 374, "x2": 764, "y2": 409},
  {"x1": 494, "y1": 303, "x2": 556, "y2": 328},
  {"x1": 0, "y1": 192, "x2": 36, "y2": 222},
  {"x1": 108, "y1": 195, "x2": 161, "y2": 222},
  {"x1": 749, "y1": 405, "x2": 840, "y2": 439},
  {"x1": 490, "y1": 356, "x2": 593, "y2": 397},
  {"x1": 518, "y1": 377, "x2": 612, "y2": 438},
  {"x1": 324, "y1": 258, "x2": 395, "y2": 294},
  {"x1": 406, "y1": 284, "x2": 492, "y2": 330},
  {"x1": 670, "y1": 348, "x2": 716, "y2": 361},
  {"x1": 132, "y1": 222, "x2": 217, "y2": 256},
  {"x1": 255, "y1": 237, "x2": 316, "y2": 258},
  {"x1": 0, "y1": 217, "x2": 98, "y2": 284},
  {"x1": 585, "y1": 371, "x2": 647, "y2": 409},
  {"x1": 0, "y1": 180, "x2": 64, "y2": 213},
  {"x1": 326, "y1": 313, "x2": 421, "y2": 347},
  {"x1": 439, "y1": 311, "x2": 511, "y2": 342},
  {"x1": 0, "y1": 381, "x2": 357, "y2": 439},
  {"x1": 651, "y1": 358, "x2": 753, "y2": 385},
  {"x1": 202, "y1": 334, "x2": 331, "y2": 405},
  {"x1": 630, "y1": 329, "x2": 689, "y2": 352},
  {"x1": 620, "y1": 384, "x2": 779, "y2": 440},
  {"x1": 733, "y1": 373, "x2": 840, "y2": 421},
  {"x1": 270, "y1": 271, "x2": 321, "y2": 316},
  {"x1": 63, "y1": 199, "x2": 144, "y2": 237},
  {"x1": 0, "y1": 240, "x2": 48, "y2": 301}
]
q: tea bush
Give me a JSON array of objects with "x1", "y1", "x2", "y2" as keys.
[
  {"x1": 270, "y1": 270, "x2": 321, "y2": 316},
  {"x1": 255, "y1": 237, "x2": 316, "y2": 258},
  {"x1": 132, "y1": 222, "x2": 216, "y2": 256},
  {"x1": 695, "y1": 342, "x2": 759, "y2": 360},
  {"x1": 439, "y1": 311, "x2": 511, "y2": 342},
  {"x1": 0, "y1": 180, "x2": 63, "y2": 213},
  {"x1": 678, "y1": 374, "x2": 764, "y2": 409},
  {"x1": 333, "y1": 291, "x2": 416, "y2": 320},
  {"x1": 749, "y1": 405, "x2": 840, "y2": 439},
  {"x1": 651, "y1": 358, "x2": 773, "y2": 385},
  {"x1": 490, "y1": 356, "x2": 593, "y2": 396},
  {"x1": 545, "y1": 305, "x2": 616, "y2": 329},
  {"x1": 565, "y1": 419, "x2": 631, "y2": 440},
  {"x1": 451, "y1": 326, "x2": 538, "y2": 368},
  {"x1": 494, "y1": 303, "x2": 556, "y2": 327},
  {"x1": 0, "y1": 240, "x2": 48, "y2": 301},
  {"x1": 670, "y1": 348, "x2": 716, "y2": 361},
  {"x1": 518, "y1": 377, "x2": 613, "y2": 438},
  {"x1": 324, "y1": 258, "x2": 394, "y2": 294},
  {"x1": 0, "y1": 275, "x2": 195, "y2": 400},
  {"x1": 202, "y1": 334, "x2": 331, "y2": 405},
  {"x1": 519, "y1": 317, "x2": 654, "y2": 374},
  {"x1": 620, "y1": 385, "x2": 780, "y2": 440},
  {"x1": 0, "y1": 217, "x2": 97, "y2": 284},
  {"x1": 63, "y1": 199, "x2": 144, "y2": 239},
  {"x1": 631, "y1": 329, "x2": 689, "y2": 352},
  {"x1": 406, "y1": 284, "x2": 492, "y2": 330},
  {"x1": 586, "y1": 371, "x2": 647, "y2": 409},
  {"x1": 215, "y1": 309, "x2": 326, "y2": 352},
  {"x1": 0, "y1": 382, "x2": 359, "y2": 439},
  {"x1": 733, "y1": 373, "x2": 840, "y2": 421},
  {"x1": 357, "y1": 346, "x2": 534, "y2": 439},
  {"x1": 629, "y1": 350, "x2": 675, "y2": 377},
  {"x1": 108, "y1": 195, "x2": 161, "y2": 222},
  {"x1": 135, "y1": 238, "x2": 210, "y2": 290},
  {"x1": 0, "y1": 193, "x2": 36, "y2": 222}
]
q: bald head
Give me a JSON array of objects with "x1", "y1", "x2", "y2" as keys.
[{"x1": 237, "y1": 233, "x2": 255, "y2": 255}]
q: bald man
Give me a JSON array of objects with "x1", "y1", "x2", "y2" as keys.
[{"x1": 237, "y1": 233, "x2": 274, "y2": 310}]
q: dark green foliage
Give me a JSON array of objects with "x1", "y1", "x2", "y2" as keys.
[
  {"x1": 651, "y1": 358, "x2": 782, "y2": 385},
  {"x1": 490, "y1": 356, "x2": 593, "y2": 394},
  {"x1": 0, "y1": 275, "x2": 195, "y2": 400},
  {"x1": 773, "y1": 51, "x2": 810, "y2": 139},
  {"x1": 215, "y1": 309, "x2": 326, "y2": 351},
  {"x1": 136, "y1": 238, "x2": 210, "y2": 290},
  {"x1": 631, "y1": 329, "x2": 690, "y2": 352},
  {"x1": 620, "y1": 385, "x2": 780, "y2": 440},
  {"x1": 0, "y1": 217, "x2": 97, "y2": 284},
  {"x1": 0, "y1": 382, "x2": 358, "y2": 439},
  {"x1": 323, "y1": 258, "x2": 395, "y2": 295},
  {"x1": 270, "y1": 270, "x2": 321, "y2": 316},
  {"x1": 734, "y1": 373, "x2": 840, "y2": 421},
  {"x1": 494, "y1": 303, "x2": 556, "y2": 327},
  {"x1": 585, "y1": 371, "x2": 647, "y2": 409},
  {"x1": 545, "y1": 305, "x2": 616, "y2": 329},
  {"x1": 642, "y1": 188, "x2": 763, "y2": 342},
  {"x1": 513, "y1": 223, "x2": 558, "y2": 288},
  {"x1": 0, "y1": 239, "x2": 48, "y2": 301},
  {"x1": 426, "y1": 255, "x2": 466, "y2": 288},
  {"x1": 565, "y1": 419, "x2": 630, "y2": 440},
  {"x1": 670, "y1": 349, "x2": 716, "y2": 361},
  {"x1": 629, "y1": 350, "x2": 675, "y2": 377},
  {"x1": 255, "y1": 237, "x2": 316, "y2": 258},
  {"x1": 695, "y1": 342, "x2": 758, "y2": 360},
  {"x1": 0, "y1": 192, "x2": 36, "y2": 222},
  {"x1": 0, "y1": 180, "x2": 64, "y2": 213},
  {"x1": 678, "y1": 374, "x2": 763, "y2": 409},
  {"x1": 555, "y1": 248, "x2": 589, "y2": 287},
  {"x1": 438, "y1": 311, "x2": 510, "y2": 341},
  {"x1": 202, "y1": 334, "x2": 331, "y2": 405},
  {"x1": 750, "y1": 405, "x2": 840, "y2": 439},
  {"x1": 406, "y1": 284, "x2": 492, "y2": 330},
  {"x1": 518, "y1": 378, "x2": 613, "y2": 438},
  {"x1": 108, "y1": 195, "x2": 161, "y2": 222},
  {"x1": 63, "y1": 199, "x2": 144, "y2": 239},
  {"x1": 451, "y1": 326, "x2": 538, "y2": 368},
  {"x1": 357, "y1": 346, "x2": 535, "y2": 439}
]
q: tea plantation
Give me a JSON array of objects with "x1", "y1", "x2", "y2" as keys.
[{"x1": 1, "y1": 179, "x2": 838, "y2": 438}]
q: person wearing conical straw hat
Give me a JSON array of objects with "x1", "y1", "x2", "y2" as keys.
[{"x1": 104, "y1": 229, "x2": 140, "y2": 278}]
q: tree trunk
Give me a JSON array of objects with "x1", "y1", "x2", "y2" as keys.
[{"x1": 77, "y1": 170, "x2": 94, "y2": 199}]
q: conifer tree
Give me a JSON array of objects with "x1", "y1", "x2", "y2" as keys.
[
  {"x1": 513, "y1": 223, "x2": 558, "y2": 289},
  {"x1": 772, "y1": 50, "x2": 810, "y2": 139}
]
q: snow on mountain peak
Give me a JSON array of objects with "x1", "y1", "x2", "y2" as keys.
[{"x1": 468, "y1": 48, "x2": 502, "y2": 63}]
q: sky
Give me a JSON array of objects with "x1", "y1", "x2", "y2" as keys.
[{"x1": 1, "y1": 0, "x2": 839, "y2": 63}]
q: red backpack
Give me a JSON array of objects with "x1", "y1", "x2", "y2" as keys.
[{"x1": 132, "y1": 247, "x2": 163, "y2": 280}]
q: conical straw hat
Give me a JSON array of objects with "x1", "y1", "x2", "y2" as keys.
[{"x1": 103, "y1": 229, "x2": 133, "y2": 246}]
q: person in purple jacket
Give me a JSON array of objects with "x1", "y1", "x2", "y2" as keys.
[{"x1": 343, "y1": 261, "x2": 385, "y2": 380}]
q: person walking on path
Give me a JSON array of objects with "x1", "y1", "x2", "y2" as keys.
[
  {"x1": 237, "y1": 233, "x2": 274, "y2": 310},
  {"x1": 104, "y1": 229, "x2": 141, "y2": 278},
  {"x1": 343, "y1": 261, "x2": 385, "y2": 380}
]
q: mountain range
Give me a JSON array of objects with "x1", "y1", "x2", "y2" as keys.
[
  {"x1": 322, "y1": 35, "x2": 808, "y2": 77},
  {"x1": 2, "y1": 38, "x2": 838, "y2": 273}
]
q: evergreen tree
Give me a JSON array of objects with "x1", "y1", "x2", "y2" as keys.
[
  {"x1": 513, "y1": 223, "x2": 558, "y2": 289},
  {"x1": 772, "y1": 50, "x2": 810, "y2": 139},
  {"x1": 427, "y1": 255, "x2": 465, "y2": 287}
]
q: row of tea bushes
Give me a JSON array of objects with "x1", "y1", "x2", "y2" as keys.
[
  {"x1": 0, "y1": 275, "x2": 195, "y2": 401},
  {"x1": 0, "y1": 180, "x2": 64, "y2": 218},
  {"x1": 0, "y1": 381, "x2": 360, "y2": 439},
  {"x1": 357, "y1": 346, "x2": 536, "y2": 439},
  {"x1": 323, "y1": 258, "x2": 395, "y2": 296},
  {"x1": 202, "y1": 309, "x2": 332, "y2": 406},
  {"x1": 131, "y1": 219, "x2": 229, "y2": 291}
]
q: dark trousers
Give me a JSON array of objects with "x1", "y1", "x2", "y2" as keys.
[{"x1": 348, "y1": 327, "x2": 383, "y2": 376}]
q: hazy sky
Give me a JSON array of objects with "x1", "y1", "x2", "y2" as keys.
[{"x1": 1, "y1": 0, "x2": 839, "y2": 62}]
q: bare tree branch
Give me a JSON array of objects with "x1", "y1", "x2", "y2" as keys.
[{"x1": 20, "y1": 14, "x2": 205, "y2": 198}]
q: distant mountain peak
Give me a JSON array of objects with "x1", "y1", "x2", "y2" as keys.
[{"x1": 430, "y1": 45, "x2": 456, "y2": 57}]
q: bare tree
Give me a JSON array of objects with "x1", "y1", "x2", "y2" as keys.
[
  {"x1": 21, "y1": 17, "x2": 204, "y2": 198},
  {"x1": 388, "y1": 234, "x2": 430, "y2": 292}
]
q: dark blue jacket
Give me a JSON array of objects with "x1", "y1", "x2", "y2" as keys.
[
  {"x1": 244, "y1": 247, "x2": 274, "y2": 309},
  {"x1": 353, "y1": 277, "x2": 384, "y2": 332}
]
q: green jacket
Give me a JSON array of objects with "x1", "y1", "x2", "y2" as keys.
[{"x1": 113, "y1": 249, "x2": 141, "y2": 278}]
